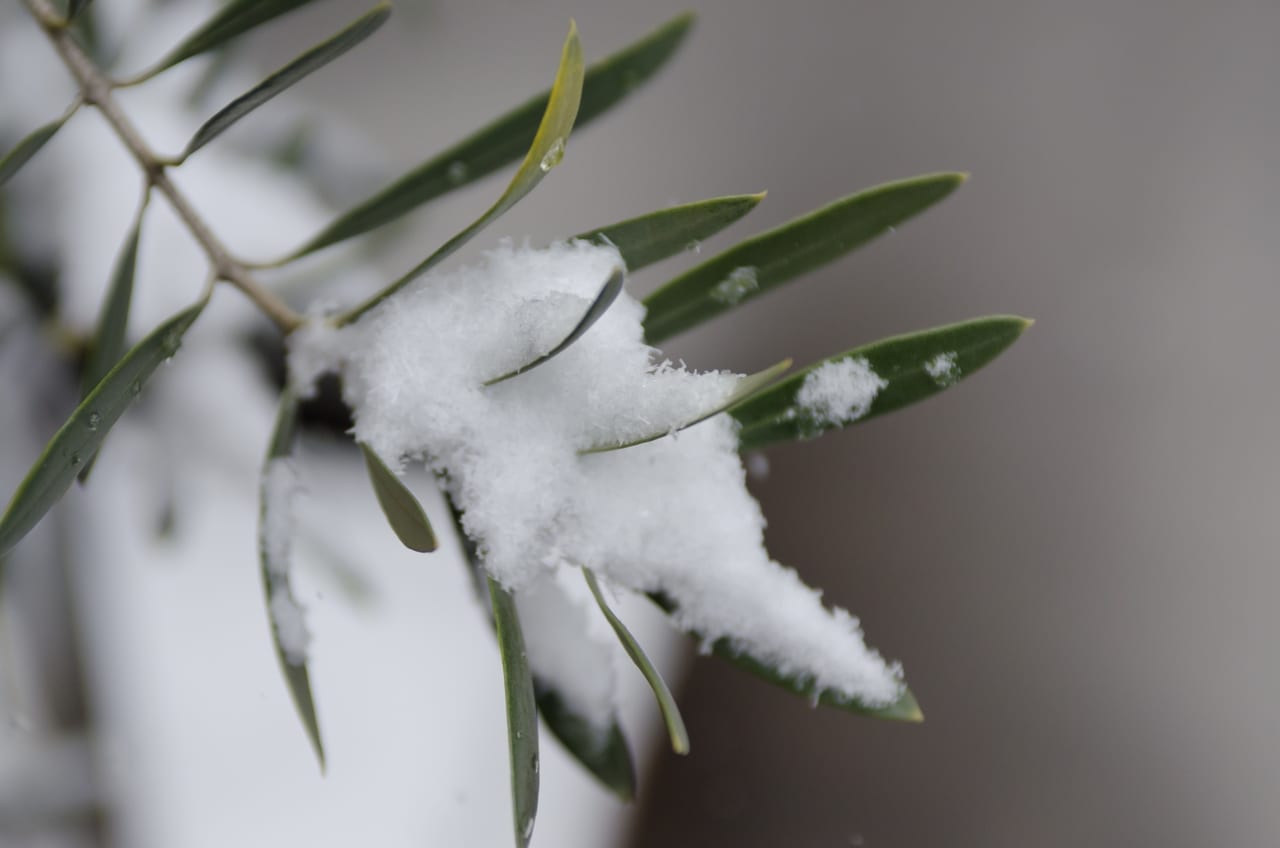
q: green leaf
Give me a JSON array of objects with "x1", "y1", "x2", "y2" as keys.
[
  {"x1": 181, "y1": 4, "x2": 390, "y2": 159},
  {"x1": 0, "y1": 110, "x2": 74, "y2": 188},
  {"x1": 288, "y1": 13, "x2": 694, "y2": 260},
  {"x1": 485, "y1": 266, "x2": 624, "y2": 386},
  {"x1": 339, "y1": 21, "x2": 585, "y2": 325},
  {"x1": 572, "y1": 192, "x2": 764, "y2": 273},
  {"x1": 77, "y1": 194, "x2": 149, "y2": 484},
  {"x1": 731, "y1": 316, "x2": 1032, "y2": 451},
  {"x1": 65, "y1": 0, "x2": 93, "y2": 23},
  {"x1": 533, "y1": 682, "x2": 636, "y2": 802},
  {"x1": 489, "y1": 578, "x2": 541, "y2": 848},
  {"x1": 0, "y1": 300, "x2": 206, "y2": 558},
  {"x1": 143, "y1": 0, "x2": 321, "y2": 79},
  {"x1": 642, "y1": 173, "x2": 967, "y2": 344},
  {"x1": 647, "y1": 591, "x2": 922, "y2": 722},
  {"x1": 584, "y1": 569, "x2": 689, "y2": 754},
  {"x1": 258, "y1": 391, "x2": 325, "y2": 769},
  {"x1": 359, "y1": 443, "x2": 438, "y2": 553},
  {"x1": 581, "y1": 358, "x2": 792, "y2": 454}
]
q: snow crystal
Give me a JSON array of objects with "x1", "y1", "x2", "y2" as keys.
[
  {"x1": 518, "y1": 569, "x2": 618, "y2": 732},
  {"x1": 924, "y1": 351, "x2": 960, "y2": 386},
  {"x1": 292, "y1": 241, "x2": 902, "y2": 704},
  {"x1": 796, "y1": 357, "x2": 887, "y2": 427},
  {"x1": 709, "y1": 266, "x2": 759, "y2": 304}
]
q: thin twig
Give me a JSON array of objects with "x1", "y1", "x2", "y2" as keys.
[{"x1": 21, "y1": 0, "x2": 303, "y2": 333}]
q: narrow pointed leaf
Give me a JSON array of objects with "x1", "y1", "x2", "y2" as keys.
[
  {"x1": 340, "y1": 22, "x2": 585, "y2": 325},
  {"x1": 489, "y1": 579, "x2": 540, "y2": 848},
  {"x1": 289, "y1": 13, "x2": 694, "y2": 260},
  {"x1": 182, "y1": 4, "x2": 390, "y2": 159},
  {"x1": 643, "y1": 173, "x2": 967, "y2": 344},
  {"x1": 572, "y1": 192, "x2": 765, "y2": 272},
  {"x1": 65, "y1": 0, "x2": 93, "y2": 23},
  {"x1": 581, "y1": 358, "x2": 792, "y2": 454},
  {"x1": 731, "y1": 316, "x2": 1032, "y2": 451},
  {"x1": 485, "y1": 266, "x2": 624, "y2": 386},
  {"x1": 145, "y1": 0, "x2": 320, "y2": 78},
  {"x1": 534, "y1": 683, "x2": 636, "y2": 801},
  {"x1": 78, "y1": 196, "x2": 149, "y2": 483},
  {"x1": 258, "y1": 391, "x2": 325, "y2": 769},
  {"x1": 647, "y1": 591, "x2": 922, "y2": 722},
  {"x1": 584, "y1": 569, "x2": 689, "y2": 754},
  {"x1": 0, "y1": 300, "x2": 206, "y2": 557},
  {"x1": 359, "y1": 443, "x2": 437, "y2": 552},
  {"x1": 0, "y1": 112, "x2": 74, "y2": 188}
]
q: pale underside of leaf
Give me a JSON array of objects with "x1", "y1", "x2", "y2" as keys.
[
  {"x1": 359, "y1": 443, "x2": 438, "y2": 553},
  {"x1": 730, "y1": 316, "x2": 1032, "y2": 451},
  {"x1": 181, "y1": 3, "x2": 390, "y2": 159},
  {"x1": 485, "y1": 266, "x2": 624, "y2": 386},
  {"x1": 339, "y1": 22, "x2": 585, "y2": 325},
  {"x1": 580, "y1": 358, "x2": 792, "y2": 454},
  {"x1": 0, "y1": 300, "x2": 206, "y2": 558},
  {"x1": 570, "y1": 192, "x2": 765, "y2": 273},
  {"x1": 258, "y1": 391, "x2": 325, "y2": 769},
  {"x1": 642, "y1": 173, "x2": 968, "y2": 344},
  {"x1": 489, "y1": 579, "x2": 541, "y2": 848},
  {"x1": 286, "y1": 13, "x2": 695, "y2": 261},
  {"x1": 584, "y1": 569, "x2": 689, "y2": 754}
]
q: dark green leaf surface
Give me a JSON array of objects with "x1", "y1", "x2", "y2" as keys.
[
  {"x1": 0, "y1": 300, "x2": 206, "y2": 557},
  {"x1": 359, "y1": 443, "x2": 438, "y2": 553},
  {"x1": 0, "y1": 112, "x2": 73, "y2": 188},
  {"x1": 731, "y1": 316, "x2": 1031, "y2": 451},
  {"x1": 489, "y1": 579, "x2": 541, "y2": 848},
  {"x1": 146, "y1": 0, "x2": 320, "y2": 78},
  {"x1": 585, "y1": 569, "x2": 689, "y2": 754},
  {"x1": 571, "y1": 192, "x2": 764, "y2": 272},
  {"x1": 289, "y1": 13, "x2": 693, "y2": 260},
  {"x1": 533, "y1": 682, "x2": 636, "y2": 802},
  {"x1": 581, "y1": 358, "x2": 791, "y2": 454},
  {"x1": 339, "y1": 22, "x2": 585, "y2": 324},
  {"x1": 65, "y1": 0, "x2": 93, "y2": 23},
  {"x1": 78, "y1": 194, "x2": 149, "y2": 483},
  {"x1": 647, "y1": 591, "x2": 922, "y2": 722},
  {"x1": 182, "y1": 4, "x2": 390, "y2": 159},
  {"x1": 642, "y1": 173, "x2": 967, "y2": 344},
  {"x1": 485, "y1": 266, "x2": 624, "y2": 385},
  {"x1": 258, "y1": 391, "x2": 325, "y2": 769}
]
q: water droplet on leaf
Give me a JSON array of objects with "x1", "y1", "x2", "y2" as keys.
[{"x1": 539, "y1": 138, "x2": 565, "y2": 173}]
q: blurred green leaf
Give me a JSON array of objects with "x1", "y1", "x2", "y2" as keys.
[
  {"x1": 258, "y1": 391, "x2": 325, "y2": 769},
  {"x1": 359, "y1": 443, "x2": 437, "y2": 553},
  {"x1": 339, "y1": 21, "x2": 585, "y2": 325},
  {"x1": 0, "y1": 109, "x2": 75, "y2": 188},
  {"x1": 584, "y1": 569, "x2": 688, "y2": 754},
  {"x1": 571, "y1": 192, "x2": 765, "y2": 272},
  {"x1": 64, "y1": 0, "x2": 92, "y2": 23},
  {"x1": 533, "y1": 682, "x2": 636, "y2": 802},
  {"x1": 78, "y1": 193, "x2": 149, "y2": 483},
  {"x1": 642, "y1": 173, "x2": 967, "y2": 344},
  {"x1": 181, "y1": 4, "x2": 390, "y2": 159},
  {"x1": 288, "y1": 13, "x2": 693, "y2": 260},
  {"x1": 143, "y1": 0, "x2": 321, "y2": 79},
  {"x1": 581, "y1": 358, "x2": 791, "y2": 454},
  {"x1": 0, "y1": 300, "x2": 206, "y2": 558},
  {"x1": 647, "y1": 591, "x2": 922, "y2": 722},
  {"x1": 489, "y1": 578, "x2": 540, "y2": 848},
  {"x1": 731, "y1": 316, "x2": 1032, "y2": 451},
  {"x1": 485, "y1": 266, "x2": 624, "y2": 385}
]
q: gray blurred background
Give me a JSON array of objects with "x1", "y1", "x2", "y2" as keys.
[{"x1": 261, "y1": 0, "x2": 1278, "y2": 845}]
